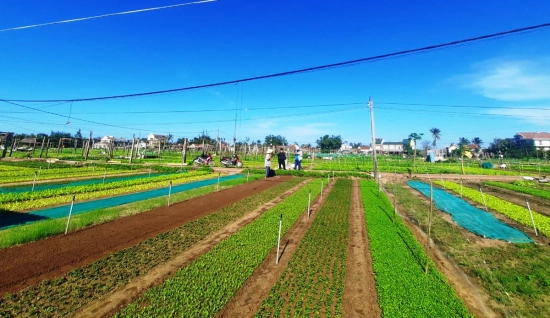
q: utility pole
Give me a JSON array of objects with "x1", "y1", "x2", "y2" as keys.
[
  {"x1": 369, "y1": 97, "x2": 378, "y2": 181},
  {"x1": 129, "y1": 134, "x2": 135, "y2": 164}
]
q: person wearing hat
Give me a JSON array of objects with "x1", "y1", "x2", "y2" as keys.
[
  {"x1": 265, "y1": 148, "x2": 273, "y2": 178},
  {"x1": 294, "y1": 145, "x2": 302, "y2": 170}
]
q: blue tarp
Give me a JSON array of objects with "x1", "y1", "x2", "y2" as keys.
[
  {"x1": 0, "y1": 174, "x2": 242, "y2": 230},
  {"x1": 407, "y1": 180, "x2": 533, "y2": 243},
  {"x1": 0, "y1": 172, "x2": 166, "y2": 193}
]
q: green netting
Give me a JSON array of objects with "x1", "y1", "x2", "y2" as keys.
[
  {"x1": 0, "y1": 174, "x2": 242, "y2": 230},
  {"x1": 407, "y1": 180, "x2": 533, "y2": 243}
]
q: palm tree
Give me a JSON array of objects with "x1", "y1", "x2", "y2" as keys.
[
  {"x1": 408, "y1": 132, "x2": 424, "y2": 175},
  {"x1": 429, "y1": 127, "x2": 441, "y2": 157},
  {"x1": 457, "y1": 138, "x2": 470, "y2": 174},
  {"x1": 471, "y1": 137, "x2": 483, "y2": 158}
]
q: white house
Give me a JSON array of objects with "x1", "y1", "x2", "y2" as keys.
[
  {"x1": 147, "y1": 134, "x2": 168, "y2": 148},
  {"x1": 93, "y1": 136, "x2": 116, "y2": 149},
  {"x1": 514, "y1": 132, "x2": 550, "y2": 151}
]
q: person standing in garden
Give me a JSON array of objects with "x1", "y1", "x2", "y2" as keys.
[
  {"x1": 277, "y1": 148, "x2": 286, "y2": 170},
  {"x1": 265, "y1": 148, "x2": 273, "y2": 178},
  {"x1": 294, "y1": 145, "x2": 302, "y2": 170}
]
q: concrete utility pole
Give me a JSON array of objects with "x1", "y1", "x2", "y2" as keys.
[
  {"x1": 129, "y1": 134, "x2": 135, "y2": 164},
  {"x1": 369, "y1": 97, "x2": 378, "y2": 181}
]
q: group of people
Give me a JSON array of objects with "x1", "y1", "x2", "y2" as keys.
[{"x1": 265, "y1": 145, "x2": 302, "y2": 178}]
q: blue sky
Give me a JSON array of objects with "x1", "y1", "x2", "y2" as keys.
[{"x1": 1, "y1": 0, "x2": 550, "y2": 148}]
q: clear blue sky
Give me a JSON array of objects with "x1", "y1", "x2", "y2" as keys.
[{"x1": 1, "y1": 0, "x2": 550, "y2": 149}]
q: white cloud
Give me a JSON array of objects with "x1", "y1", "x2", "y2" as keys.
[
  {"x1": 462, "y1": 59, "x2": 550, "y2": 101},
  {"x1": 487, "y1": 107, "x2": 550, "y2": 126}
]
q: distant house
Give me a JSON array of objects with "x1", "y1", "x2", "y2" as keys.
[
  {"x1": 93, "y1": 136, "x2": 115, "y2": 149},
  {"x1": 514, "y1": 132, "x2": 550, "y2": 151},
  {"x1": 147, "y1": 134, "x2": 168, "y2": 143},
  {"x1": 357, "y1": 146, "x2": 372, "y2": 155},
  {"x1": 147, "y1": 134, "x2": 168, "y2": 148},
  {"x1": 371, "y1": 138, "x2": 406, "y2": 154},
  {"x1": 340, "y1": 143, "x2": 353, "y2": 153}
]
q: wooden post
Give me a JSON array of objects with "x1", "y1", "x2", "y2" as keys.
[
  {"x1": 39, "y1": 136, "x2": 46, "y2": 158},
  {"x1": 525, "y1": 199, "x2": 538, "y2": 236},
  {"x1": 84, "y1": 131, "x2": 92, "y2": 160},
  {"x1": 479, "y1": 187, "x2": 488, "y2": 211},
  {"x1": 65, "y1": 196, "x2": 75, "y2": 234},
  {"x1": 44, "y1": 139, "x2": 50, "y2": 158},
  {"x1": 182, "y1": 138, "x2": 188, "y2": 166},
  {"x1": 308, "y1": 189, "x2": 311, "y2": 218},
  {"x1": 425, "y1": 182, "x2": 433, "y2": 274},
  {"x1": 276, "y1": 214, "x2": 282, "y2": 264},
  {"x1": 167, "y1": 181, "x2": 173, "y2": 206}
]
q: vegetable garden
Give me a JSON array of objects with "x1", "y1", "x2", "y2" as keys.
[{"x1": 1, "y1": 157, "x2": 550, "y2": 317}]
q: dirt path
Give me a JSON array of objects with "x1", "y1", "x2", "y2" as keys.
[
  {"x1": 342, "y1": 178, "x2": 381, "y2": 317},
  {"x1": 0, "y1": 177, "x2": 290, "y2": 296},
  {"x1": 74, "y1": 177, "x2": 308, "y2": 318},
  {"x1": 217, "y1": 179, "x2": 336, "y2": 317}
]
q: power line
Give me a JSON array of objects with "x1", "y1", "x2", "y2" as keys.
[
  {"x1": 0, "y1": 0, "x2": 217, "y2": 32},
  {"x1": 3, "y1": 21, "x2": 550, "y2": 103}
]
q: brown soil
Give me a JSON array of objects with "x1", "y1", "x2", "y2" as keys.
[
  {"x1": 341, "y1": 178, "x2": 381, "y2": 317},
  {"x1": 0, "y1": 176, "x2": 291, "y2": 297},
  {"x1": 75, "y1": 176, "x2": 307, "y2": 318},
  {"x1": 217, "y1": 178, "x2": 335, "y2": 317}
]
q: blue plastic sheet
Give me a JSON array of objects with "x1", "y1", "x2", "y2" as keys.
[
  {"x1": 0, "y1": 174, "x2": 242, "y2": 230},
  {"x1": 407, "y1": 180, "x2": 533, "y2": 243}
]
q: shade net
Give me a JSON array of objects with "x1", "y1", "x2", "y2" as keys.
[
  {"x1": 0, "y1": 174, "x2": 242, "y2": 230},
  {"x1": 407, "y1": 180, "x2": 533, "y2": 243}
]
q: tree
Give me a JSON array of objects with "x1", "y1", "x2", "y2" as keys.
[
  {"x1": 264, "y1": 135, "x2": 288, "y2": 146},
  {"x1": 49, "y1": 131, "x2": 72, "y2": 144},
  {"x1": 457, "y1": 137, "x2": 471, "y2": 174},
  {"x1": 471, "y1": 137, "x2": 483, "y2": 158},
  {"x1": 429, "y1": 127, "x2": 441, "y2": 156},
  {"x1": 316, "y1": 135, "x2": 343, "y2": 152},
  {"x1": 190, "y1": 131, "x2": 215, "y2": 145},
  {"x1": 408, "y1": 133, "x2": 423, "y2": 174},
  {"x1": 421, "y1": 140, "x2": 431, "y2": 156},
  {"x1": 74, "y1": 129, "x2": 83, "y2": 139}
]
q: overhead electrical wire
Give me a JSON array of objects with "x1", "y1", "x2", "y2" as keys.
[
  {"x1": 4, "y1": 101, "x2": 550, "y2": 115},
  {"x1": 0, "y1": 0, "x2": 217, "y2": 32},
  {"x1": 2, "y1": 21, "x2": 550, "y2": 103}
]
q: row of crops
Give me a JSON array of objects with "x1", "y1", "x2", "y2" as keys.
[
  {"x1": 435, "y1": 180, "x2": 550, "y2": 237},
  {"x1": 361, "y1": 181, "x2": 472, "y2": 316},
  {"x1": 0, "y1": 177, "x2": 304, "y2": 316},
  {"x1": 0, "y1": 160, "x2": 185, "y2": 184},
  {"x1": 0, "y1": 157, "x2": 492, "y2": 316},
  {"x1": 0, "y1": 170, "x2": 211, "y2": 211},
  {"x1": 117, "y1": 178, "x2": 324, "y2": 316},
  {"x1": 112, "y1": 178, "x2": 470, "y2": 316}
]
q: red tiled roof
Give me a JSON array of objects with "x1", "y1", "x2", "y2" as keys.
[{"x1": 516, "y1": 132, "x2": 550, "y2": 139}]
